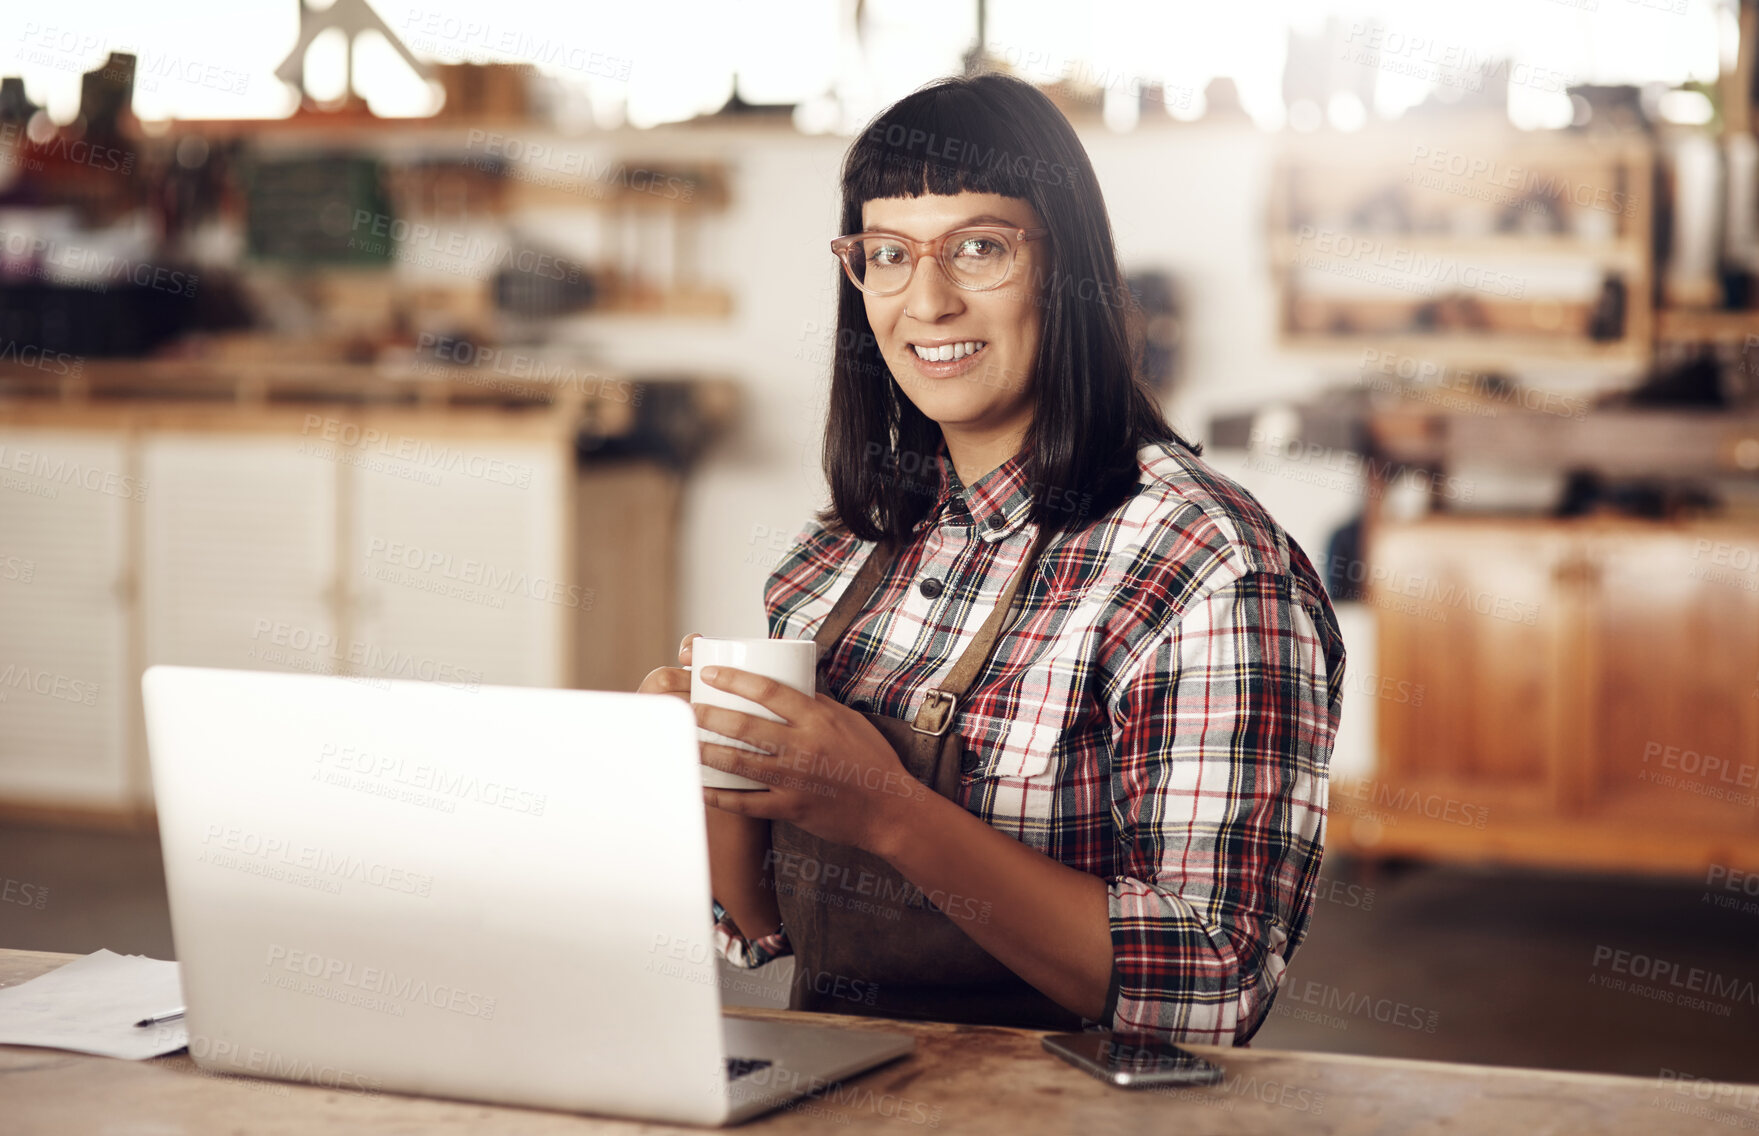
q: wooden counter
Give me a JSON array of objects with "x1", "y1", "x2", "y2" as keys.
[{"x1": 3, "y1": 948, "x2": 1755, "y2": 1134}]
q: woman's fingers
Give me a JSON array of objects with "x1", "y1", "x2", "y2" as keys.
[
  {"x1": 702, "y1": 786, "x2": 779, "y2": 817},
  {"x1": 657, "y1": 666, "x2": 691, "y2": 700},
  {"x1": 679, "y1": 632, "x2": 702, "y2": 665},
  {"x1": 698, "y1": 667, "x2": 819, "y2": 727},
  {"x1": 638, "y1": 665, "x2": 692, "y2": 701},
  {"x1": 693, "y1": 703, "x2": 791, "y2": 757},
  {"x1": 698, "y1": 739, "x2": 780, "y2": 786}
]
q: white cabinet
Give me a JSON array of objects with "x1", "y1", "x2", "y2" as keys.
[
  {"x1": 140, "y1": 433, "x2": 339, "y2": 677},
  {"x1": 349, "y1": 437, "x2": 568, "y2": 689},
  {"x1": 0, "y1": 421, "x2": 572, "y2": 816},
  {"x1": 0, "y1": 430, "x2": 135, "y2": 807}
]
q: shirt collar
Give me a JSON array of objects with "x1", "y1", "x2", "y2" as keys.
[{"x1": 930, "y1": 437, "x2": 1033, "y2": 543}]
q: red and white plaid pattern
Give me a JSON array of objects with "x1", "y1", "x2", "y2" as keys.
[{"x1": 755, "y1": 437, "x2": 1345, "y2": 1044}]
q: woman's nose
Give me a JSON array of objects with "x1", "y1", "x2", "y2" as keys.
[{"x1": 901, "y1": 253, "x2": 964, "y2": 323}]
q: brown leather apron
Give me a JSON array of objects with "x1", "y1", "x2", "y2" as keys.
[{"x1": 770, "y1": 527, "x2": 1088, "y2": 1031}]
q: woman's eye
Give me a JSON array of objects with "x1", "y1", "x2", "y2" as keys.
[
  {"x1": 867, "y1": 244, "x2": 907, "y2": 265},
  {"x1": 954, "y1": 237, "x2": 1002, "y2": 259}
]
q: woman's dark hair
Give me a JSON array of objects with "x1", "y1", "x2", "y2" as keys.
[{"x1": 817, "y1": 72, "x2": 1198, "y2": 544}]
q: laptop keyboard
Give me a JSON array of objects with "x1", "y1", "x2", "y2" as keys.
[{"x1": 726, "y1": 1056, "x2": 773, "y2": 1081}]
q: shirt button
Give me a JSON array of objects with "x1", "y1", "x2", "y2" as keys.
[
  {"x1": 918, "y1": 577, "x2": 944, "y2": 599},
  {"x1": 986, "y1": 513, "x2": 1006, "y2": 530}
]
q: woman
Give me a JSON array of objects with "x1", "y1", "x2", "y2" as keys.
[{"x1": 640, "y1": 73, "x2": 1345, "y2": 1044}]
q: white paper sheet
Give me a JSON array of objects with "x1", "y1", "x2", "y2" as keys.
[{"x1": 0, "y1": 948, "x2": 187, "y2": 1059}]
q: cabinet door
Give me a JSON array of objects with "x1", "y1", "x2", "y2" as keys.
[
  {"x1": 140, "y1": 432, "x2": 338, "y2": 679},
  {"x1": 1582, "y1": 527, "x2": 1759, "y2": 829},
  {"x1": 0, "y1": 429, "x2": 135, "y2": 807},
  {"x1": 1371, "y1": 523, "x2": 1565, "y2": 815},
  {"x1": 349, "y1": 435, "x2": 567, "y2": 689}
]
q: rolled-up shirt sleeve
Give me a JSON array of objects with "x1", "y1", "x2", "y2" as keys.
[
  {"x1": 711, "y1": 900, "x2": 794, "y2": 970},
  {"x1": 1101, "y1": 570, "x2": 1340, "y2": 1044}
]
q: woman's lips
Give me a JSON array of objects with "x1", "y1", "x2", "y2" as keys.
[{"x1": 905, "y1": 341, "x2": 990, "y2": 379}]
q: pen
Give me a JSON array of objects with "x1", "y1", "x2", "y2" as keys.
[{"x1": 135, "y1": 1008, "x2": 186, "y2": 1028}]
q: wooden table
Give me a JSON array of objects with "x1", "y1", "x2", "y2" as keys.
[{"x1": 2, "y1": 948, "x2": 1753, "y2": 1134}]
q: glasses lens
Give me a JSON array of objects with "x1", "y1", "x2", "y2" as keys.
[
  {"x1": 849, "y1": 236, "x2": 913, "y2": 294},
  {"x1": 944, "y1": 230, "x2": 1014, "y2": 289}
]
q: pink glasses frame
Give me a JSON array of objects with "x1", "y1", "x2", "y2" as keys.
[{"x1": 829, "y1": 225, "x2": 1050, "y2": 296}]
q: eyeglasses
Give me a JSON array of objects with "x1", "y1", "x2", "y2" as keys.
[{"x1": 830, "y1": 225, "x2": 1049, "y2": 297}]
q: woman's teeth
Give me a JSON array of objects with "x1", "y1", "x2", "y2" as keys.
[{"x1": 911, "y1": 341, "x2": 987, "y2": 362}]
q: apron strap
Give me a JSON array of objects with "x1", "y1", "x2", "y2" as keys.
[
  {"x1": 811, "y1": 536, "x2": 900, "y2": 653},
  {"x1": 807, "y1": 519, "x2": 1053, "y2": 737}
]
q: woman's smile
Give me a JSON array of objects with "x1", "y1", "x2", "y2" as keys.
[{"x1": 906, "y1": 338, "x2": 991, "y2": 378}]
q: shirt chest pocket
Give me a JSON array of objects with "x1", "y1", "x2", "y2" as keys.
[
  {"x1": 958, "y1": 711, "x2": 1059, "y2": 782},
  {"x1": 951, "y1": 627, "x2": 1089, "y2": 783},
  {"x1": 955, "y1": 656, "x2": 1082, "y2": 783}
]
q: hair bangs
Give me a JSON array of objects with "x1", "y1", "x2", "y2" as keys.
[{"x1": 842, "y1": 87, "x2": 1039, "y2": 219}]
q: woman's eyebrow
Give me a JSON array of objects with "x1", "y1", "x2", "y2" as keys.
[{"x1": 864, "y1": 214, "x2": 1027, "y2": 234}]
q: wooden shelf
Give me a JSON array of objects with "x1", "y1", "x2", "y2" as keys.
[
  {"x1": 586, "y1": 283, "x2": 734, "y2": 319},
  {"x1": 1278, "y1": 332, "x2": 1644, "y2": 362},
  {"x1": 0, "y1": 360, "x2": 737, "y2": 443},
  {"x1": 1271, "y1": 118, "x2": 1655, "y2": 164},
  {"x1": 0, "y1": 359, "x2": 599, "y2": 410},
  {"x1": 1269, "y1": 127, "x2": 1654, "y2": 362},
  {"x1": 1272, "y1": 232, "x2": 1643, "y2": 264},
  {"x1": 1368, "y1": 406, "x2": 1759, "y2": 475},
  {"x1": 1655, "y1": 308, "x2": 1759, "y2": 342}
]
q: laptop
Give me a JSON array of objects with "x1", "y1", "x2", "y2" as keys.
[{"x1": 141, "y1": 664, "x2": 912, "y2": 1126}]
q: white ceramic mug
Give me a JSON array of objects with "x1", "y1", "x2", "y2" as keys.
[{"x1": 689, "y1": 637, "x2": 818, "y2": 791}]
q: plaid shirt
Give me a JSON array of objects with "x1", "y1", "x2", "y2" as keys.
[{"x1": 737, "y1": 437, "x2": 1344, "y2": 1045}]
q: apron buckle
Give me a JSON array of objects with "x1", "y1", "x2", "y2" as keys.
[{"x1": 911, "y1": 689, "x2": 958, "y2": 736}]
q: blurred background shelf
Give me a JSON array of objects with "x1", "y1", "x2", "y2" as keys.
[
  {"x1": 1655, "y1": 307, "x2": 1759, "y2": 341},
  {"x1": 1269, "y1": 127, "x2": 1653, "y2": 361},
  {"x1": 1369, "y1": 407, "x2": 1759, "y2": 474},
  {"x1": 1278, "y1": 332, "x2": 1647, "y2": 362}
]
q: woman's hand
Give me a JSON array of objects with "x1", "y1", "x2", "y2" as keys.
[
  {"x1": 695, "y1": 666, "x2": 928, "y2": 854},
  {"x1": 636, "y1": 632, "x2": 699, "y2": 702}
]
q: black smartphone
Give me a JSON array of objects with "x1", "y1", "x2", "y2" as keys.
[{"x1": 1041, "y1": 1031, "x2": 1225, "y2": 1088}]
